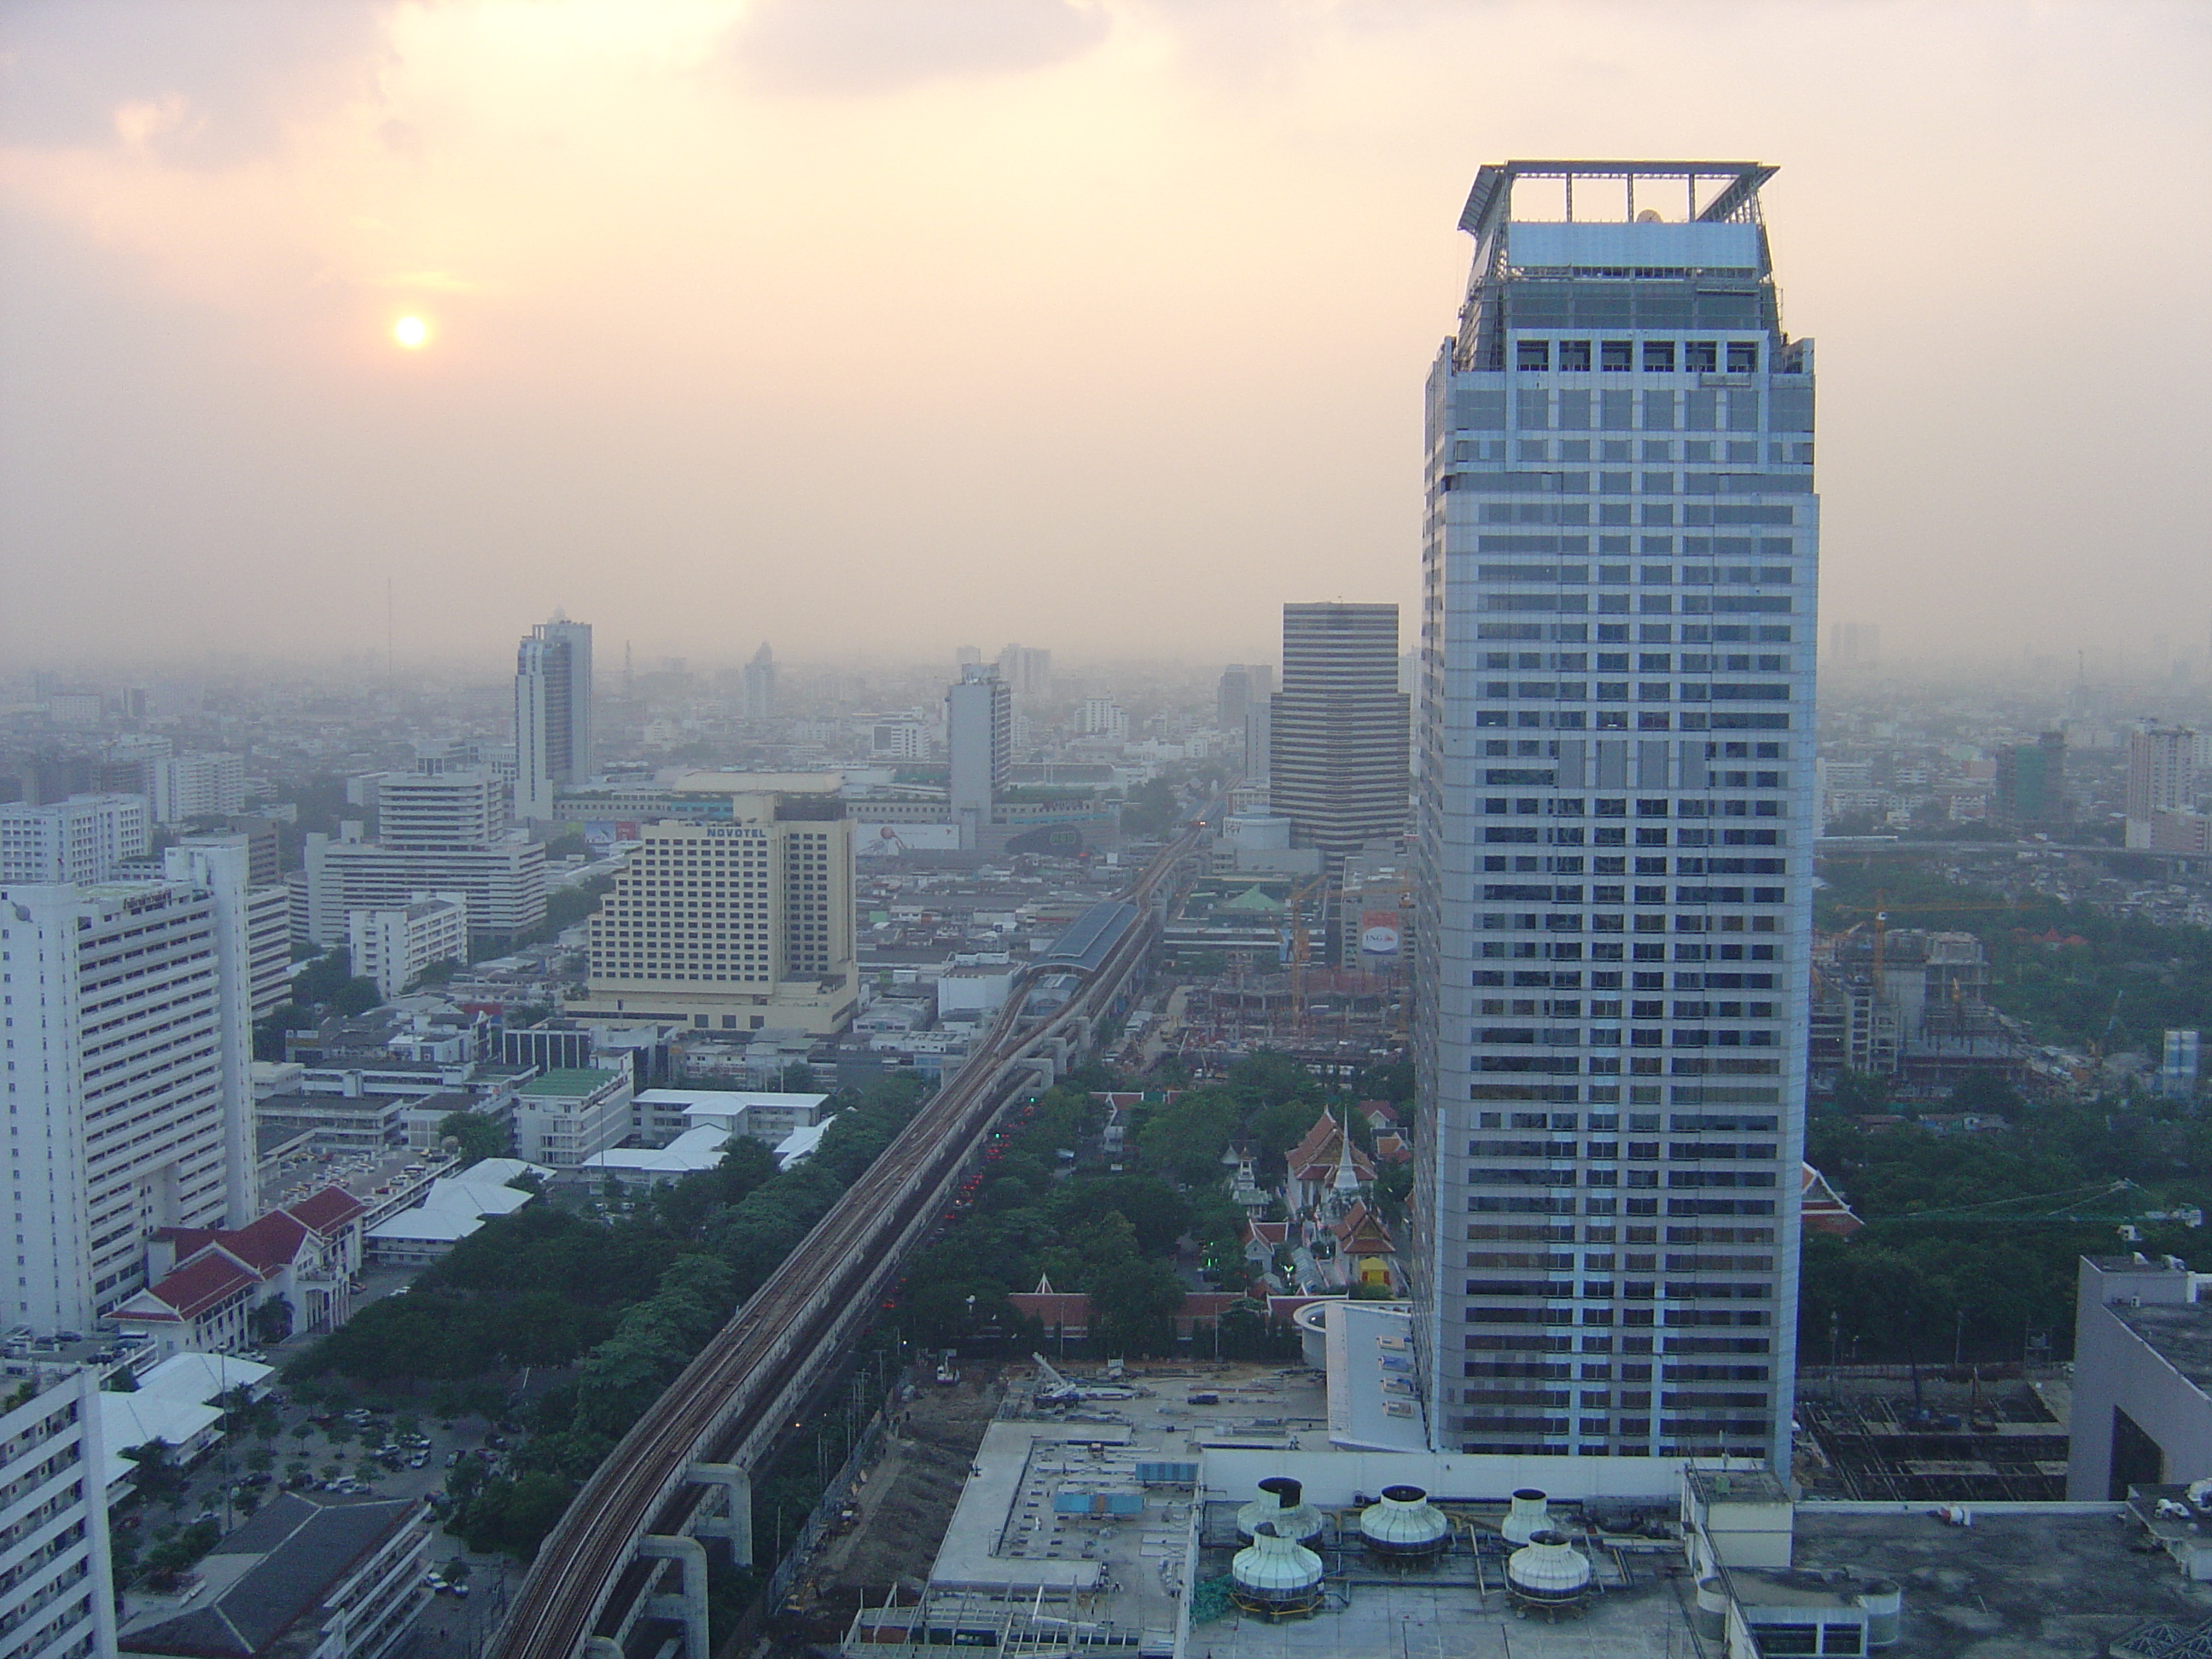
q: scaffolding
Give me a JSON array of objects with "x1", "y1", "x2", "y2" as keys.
[{"x1": 1796, "y1": 1385, "x2": 2069, "y2": 1502}]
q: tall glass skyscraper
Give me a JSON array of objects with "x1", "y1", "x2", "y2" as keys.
[{"x1": 1412, "y1": 161, "x2": 1817, "y2": 1467}]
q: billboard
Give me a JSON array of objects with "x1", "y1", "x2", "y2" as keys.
[
  {"x1": 1359, "y1": 909, "x2": 1403, "y2": 958},
  {"x1": 856, "y1": 821, "x2": 963, "y2": 857}
]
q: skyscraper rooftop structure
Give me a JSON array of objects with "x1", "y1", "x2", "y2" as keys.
[
  {"x1": 1268, "y1": 602, "x2": 1410, "y2": 868},
  {"x1": 1412, "y1": 160, "x2": 1818, "y2": 1469}
]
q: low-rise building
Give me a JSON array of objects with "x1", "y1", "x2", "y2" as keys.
[
  {"x1": 108, "y1": 1189, "x2": 366, "y2": 1358},
  {"x1": 117, "y1": 1491, "x2": 428, "y2": 1659},
  {"x1": 2069, "y1": 1252, "x2": 2212, "y2": 1502},
  {"x1": 97, "y1": 1353, "x2": 275, "y2": 1499},
  {"x1": 509, "y1": 1068, "x2": 632, "y2": 1168},
  {"x1": 627, "y1": 1089, "x2": 831, "y2": 1147},
  {"x1": 363, "y1": 1159, "x2": 543, "y2": 1266}
]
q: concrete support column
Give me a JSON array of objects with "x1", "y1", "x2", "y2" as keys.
[
  {"x1": 686, "y1": 1462, "x2": 753, "y2": 1567},
  {"x1": 638, "y1": 1534, "x2": 710, "y2": 1659}
]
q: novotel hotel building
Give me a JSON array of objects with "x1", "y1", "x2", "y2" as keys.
[
  {"x1": 568, "y1": 773, "x2": 859, "y2": 1036},
  {"x1": 1410, "y1": 160, "x2": 1818, "y2": 1470}
]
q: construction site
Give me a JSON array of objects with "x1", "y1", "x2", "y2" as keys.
[
  {"x1": 1794, "y1": 1370, "x2": 2073, "y2": 1502},
  {"x1": 1150, "y1": 862, "x2": 1409, "y2": 1077},
  {"x1": 1808, "y1": 922, "x2": 2034, "y2": 1097},
  {"x1": 776, "y1": 1370, "x2": 1005, "y2": 1648}
]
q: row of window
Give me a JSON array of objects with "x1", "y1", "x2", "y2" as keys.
[
  {"x1": 1479, "y1": 836, "x2": 1783, "y2": 856},
  {"x1": 1475, "y1": 565, "x2": 1796, "y2": 591},
  {"x1": 1478, "y1": 685, "x2": 1789, "y2": 711},
  {"x1": 1470, "y1": 1138, "x2": 1777, "y2": 1161},
  {"x1": 1469, "y1": 623, "x2": 1792, "y2": 650},
  {"x1": 1474, "y1": 711, "x2": 1791, "y2": 733},
  {"x1": 1461, "y1": 438, "x2": 1811, "y2": 466},
  {"x1": 1475, "y1": 944, "x2": 1784, "y2": 969},
  {"x1": 1477, "y1": 791, "x2": 1783, "y2": 815},
  {"x1": 1480, "y1": 996, "x2": 1778, "y2": 1021},
  {"x1": 1470, "y1": 1255, "x2": 1777, "y2": 1278},
  {"x1": 1516, "y1": 339, "x2": 1761, "y2": 374}
]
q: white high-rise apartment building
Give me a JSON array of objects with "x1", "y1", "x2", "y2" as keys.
[
  {"x1": 0, "y1": 795, "x2": 148, "y2": 885},
  {"x1": 1413, "y1": 161, "x2": 1817, "y2": 1469},
  {"x1": 0, "y1": 1366, "x2": 114, "y2": 1659},
  {"x1": 302, "y1": 767, "x2": 544, "y2": 948},
  {"x1": 149, "y1": 752, "x2": 247, "y2": 825},
  {"x1": 1078, "y1": 699, "x2": 1128, "y2": 743},
  {"x1": 370, "y1": 768, "x2": 508, "y2": 848},
  {"x1": 515, "y1": 615, "x2": 593, "y2": 821},
  {"x1": 2, "y1": 847, "x2": 256, "y2": 1335},
  {"x1": 348, "y1": 894, "x2": 469, "y2": 1000},
  {"x1": 946, "y1": 666, "x2": 1011, "y2": 849},
  {"x1": 2125, "y1": 725, "x2": 2197, "y2": 848}
]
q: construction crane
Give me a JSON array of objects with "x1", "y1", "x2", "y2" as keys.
[
  {"x1": 1825, "y1": 888, "x2": 2024, "y2": 976},
  {"x1": 1279, "y1": 874, "x2": 1326, "y2": 1033},
  {"x1": 1886, "y1": 1178, "x2": 2200, "y2": 1232},
  {"x1": 1030, "y1": 1353, "x2": 1136, "y2": 1406}
]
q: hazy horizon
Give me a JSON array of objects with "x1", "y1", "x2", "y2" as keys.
[{"x1": 3, "y1": 0, "x2": 2207, "y2": 671}]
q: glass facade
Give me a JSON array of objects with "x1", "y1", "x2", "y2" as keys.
[{"x1": 1412, "y1": 162, "x2": 1817, "y2": 1465}]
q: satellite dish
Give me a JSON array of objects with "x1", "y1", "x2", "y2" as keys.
[{"x1": 1637, "y1": 208, "x2": 1663, "y2": 223}]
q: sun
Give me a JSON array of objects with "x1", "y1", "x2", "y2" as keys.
[{"x1": 392, "y1": 315, "x2": 431, "y2": 350}]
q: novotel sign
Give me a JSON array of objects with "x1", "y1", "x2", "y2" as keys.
[{"x1": 703, "y1": 826, "x2": 769, "y2": 840}]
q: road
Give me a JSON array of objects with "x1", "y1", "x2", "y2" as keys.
[{"x1": 488, "y1": 827, "x2": 1200, "y2": 1659}]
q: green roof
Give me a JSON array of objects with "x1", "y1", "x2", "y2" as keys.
[
  {"x1": 1220, "y1": 886, "x2": 1286, "y2": 915},
  {"x1": 518, "y1": 1068, "x2": 621, "y2": 1097}
]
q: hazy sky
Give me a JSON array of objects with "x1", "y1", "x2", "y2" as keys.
[{"x1": 2, "y1": 0, "x2": 2206, "y2": 672}]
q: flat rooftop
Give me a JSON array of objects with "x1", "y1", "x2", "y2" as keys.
[
  {"x1": 515, "y1": 1067, "x2": 621, "y2": 1097},
  {"x1": 1791, "y1": 1508, "x2": 2212, "y2": 1655},
  {"x1": 2116, "y1": 1302, "x2": 2212, "y2": 1391},
  {"x1": 859, "y1": 1347, "x2": 2212, "y2": 1658}
]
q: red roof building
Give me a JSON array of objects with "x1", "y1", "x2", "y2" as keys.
[
  {"x1": 114, "y1": 1187, "x2": 366, "y2": 1359},
  {"x1": 1802, "y1": 1163, "x2": 1866, "y2": 1238}
]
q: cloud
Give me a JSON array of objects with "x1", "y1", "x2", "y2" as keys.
[
  {"x1": 725, "y1": 0, "x2": 1110, "y2": 95},
  {"x1": 0, "y1": 0, "x2": 385, "y2": 166}
]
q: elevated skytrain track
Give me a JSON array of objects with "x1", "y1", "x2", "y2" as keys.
[{"x1": 490, "y1": 826, "x2": 1202, "y2": 1659}]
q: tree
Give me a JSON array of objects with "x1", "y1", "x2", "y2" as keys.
[
  {"x1": 253, "y1": 1003, "x2": 317, "y2": 1062},
  {"x1": 1947, "y1": 1071, "x2": 2024, "y2": 1118},
  {"x1": 1132, "y1": 1091, "x2": 1243, "y2": 1187},
  {"x1": 1047, "y1": 1175, "x2": 1189, "y2": 1258},
  {"x1": 439, "y1": 1109, "x2": 508, "y2": 1165},
  {"x1": 121, "y1": 1440, "x2": 185, "y2": 1499},
  {"x1": 253, "y1": 1295, "x2": 294, "y2": 1345},
  {"x1": 1086, "y1": 1256, "x2": 1184, "y2": 1357},
  {"x1": 292, "y1": 946, "x2": 381, "y2": 1014},
  {"x1": 1121, "y1": 778, "x2": 1181, "y2": 839}
]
